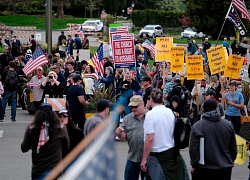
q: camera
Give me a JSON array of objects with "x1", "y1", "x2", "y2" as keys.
[{"x1": 49, "y1": 76, "x2": 53, "y2": 79}]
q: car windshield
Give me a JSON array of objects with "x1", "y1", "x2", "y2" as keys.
[
  {"x1": 143, "y1": 26, "x2": 154, "y2": 30},
  {"x1": 184, "y1": 28, "x2": 196, "y2": 32},
  {"x1": 84, "y1": 22, "x2": 96, "y2": 24}
]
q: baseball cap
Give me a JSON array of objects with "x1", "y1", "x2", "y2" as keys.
[
  {"x1": 205, "y1": 88, "x2": 216, "y2": 96},
  {"x1": 73, "y1": 74, "x2": 82, "y2": 82},
  {"x1": 203, "y1": 99, "x2": 217, "y2": 112},
  {"x1": 38, "y1": 103, "x2": 52, "y2": 111},
  {"x1": 174, "y1": 75, "x2": 181, "y2": 82},
  {"x1": 59, "y1": 109, "x2": 69, "y2": 117},
  {"x1": 36, "y1": 66, "x2": 43, "y2": 71},
  {"x1": 27, "y1": 49, "x2": 32, "y2": 54},
  {"x1": 97, "y1": 99, "x2": 112, "y2": 112},
  {"x1": 229, "y1": 80, "x2": 237, "y2": 86},
  {"x1": 128, "y1": 95, "x2": 143, "y2": 106}
]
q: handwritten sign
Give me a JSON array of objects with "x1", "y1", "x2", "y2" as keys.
[
  {"x1": 224, "y1": 54, "x2": 244, "y2": 79},
  {"x1": 171, "y1": 46, "x2": 184, "y2": 72},
  {"x1": 186, "y1": 55, "x2": 204, "y2": 80},
  {"x1": 206, "y1": 45, "x2": 226, "y2": 75},
  {"x1": 112, "y1": 34, "x2": 135, "y2": 68},
  {"x1": 155, "y1": 37, "x2": 173, "y2": 61}
]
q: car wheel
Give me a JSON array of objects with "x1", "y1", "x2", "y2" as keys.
[{"x1": 153, "y1": 33, "x2": 155, "y2": 38}]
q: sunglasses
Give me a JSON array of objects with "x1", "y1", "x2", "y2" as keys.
[
  {"x1": 130, "y1": 105, "x2": 139, "y2": 109},
  {"x1": 53, "y1": 67, "x2": 57, "y2": 69}
]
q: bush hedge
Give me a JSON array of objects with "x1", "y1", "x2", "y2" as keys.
[{"x1": 132, "y1": 9, "x2": 184, "y2": 28}]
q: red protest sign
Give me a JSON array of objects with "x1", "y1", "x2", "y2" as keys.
[{"x1": 112, "y1": 34, "x2": 136, "y2": 68}]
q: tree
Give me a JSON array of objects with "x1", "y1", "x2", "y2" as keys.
[
  {"x1": 183, "y1": 0, "x2": 233, "y2": 39},
  {"x1": 156, "y1": 0, "x2": 177, "y2": 11},
  {"x1": 103, "y1": 0, "x2": 118, "y2": 15}
]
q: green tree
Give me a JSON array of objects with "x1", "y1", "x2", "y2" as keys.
[
  {"x1": 183, "y1": 0, "x2": 233, "y2": 39},
  {"x1": 103, "y1": 0, "x2": 118, "y2": 15},
  {"x1": 156, "y1": 0, "x2": 177, "y2": 11}
]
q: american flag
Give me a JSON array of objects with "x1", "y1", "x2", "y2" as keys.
[
  {"x1": 92, "y1": 43, "x2": 104, "y2": 76},
  {"x1": 232, "y1": 0, "x2": 250, "y2": 22},
  {"x1": 109, "y1": 26, "x2": 128, "y2": 33},
  {"x1": 142, "y1": 39, "x2": 155, "y2": 59},
  {"x1": 112, "y1": 34, "x2": 133, "y2": 41},
  {"x1": 22, "y1": 46, "x2": 48, "y2": 75},
  {"x1": 78, "y1": 25, "x2": 85, "y2": 40},
  {"x1": 66, "y1": 46, "x2": 70, "y2": 61}
]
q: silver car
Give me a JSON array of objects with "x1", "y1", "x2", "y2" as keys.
[{"x1": 139, "y1": 25, "x2": 163, "y2": 38}]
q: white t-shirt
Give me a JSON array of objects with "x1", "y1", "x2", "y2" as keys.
[{"x1": 144, "y1": 105, "x2": 175, "y2": 152}]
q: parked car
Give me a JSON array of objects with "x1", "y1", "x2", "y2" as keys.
[
  {"x1": 181, "y1": 27, "x2": 206, "y2": 38},
  {"x1": 81, "y1": 20, "x2": 103, "y2": 32},
  {"x1": 139, "y1": 25, "x2": 163, "y2": 38}
]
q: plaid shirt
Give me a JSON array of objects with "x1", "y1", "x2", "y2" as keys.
[{"x1": 163, "y1": 81, "x2": 175, "y2": 106}]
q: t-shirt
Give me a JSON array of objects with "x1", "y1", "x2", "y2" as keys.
[
  {"x1": 142, "y1": 86, "x2": 152, "y2": 106},
  {"x1": 225, "y1": 92, "x2": 244, "y2": 116},
  {"x1": 66, "y1": 85, "x2": 86, "y2": 113},
  {"x1": 144, "y1": 105, "x2": 175, "y2": 152},
  {"x1": 187, "y1": 41, "x2": 193, "y2": 54}
]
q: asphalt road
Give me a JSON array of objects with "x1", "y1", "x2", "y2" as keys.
[{"x1": 0, "y1": 108, "x2": 249, "y2": 180}]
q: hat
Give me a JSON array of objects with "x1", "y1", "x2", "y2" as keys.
[
  {"x1": 142, "y1": 60, "x2": 147, "y2": 65},
  {"x1": 36, "y1": 67, "x2": 43, "y2": 71},
  {"x1": 229, "y1": 80, "x2": 237, "y2": 86},
  {"x1": 174, "y1": 75, "x2": 181, "y2": 82},
  {"x1": 205, "y1": 88, "x2": 216, "y2": 96},
  {"x1": 203, "y1": 99, "x2": 217, "y2": 112},
  {"x1": 170, "y1": 95, "x2": 180, "y2": 104},
  {"x1": 59, "y1": 109, "x2": 68, "y2": 117},
  {"x1": 97, "y1": 99, "x2": 113, "y2": 112},
  {"x1": 55, "y1": 53, "x2": 60, "y2": 57},
  {"x1": 128, "y1": 95, "x2": 143, "y2": 106},
  {"x1": 142, "y1": 76, "x2": 151, "y2": 82},
  {"x1": 73, "y1": 74, "x2": 82, "y2": 82},
  {"x1": 27, "y1": 49, "x2": 32, "y2": 54},
  {"x1": 68, "y1": 34, "x2": 72, "y2": 37},
  {"x1": 201, "y1": 77, "x2": 208, "y2": 81},
  {"x1": 38, "y1": 103, "x2": 52, "y2": 111}
]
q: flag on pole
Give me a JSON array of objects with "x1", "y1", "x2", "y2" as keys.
[
  {"x1": 142, "y1": 39, "x2": 155, "y2": 59},
  {"x1": 235, "y1": 134, "x2": 247, "y2": 165},
  {"x1": 22, "y1": 46, "x2": 48, "y2": 75},
  {"x1": 78, "y1": 25, "x2": 85, "y2": 40},
  {"x1": 232, "y1": 0, "x2": 250, "y2": 22},
  {"x1": 91, "y1": 43, "x2": 104, "y2": 76},
  {"x1": 226, "y1": 3, "x2": 248, "y2": 38}
]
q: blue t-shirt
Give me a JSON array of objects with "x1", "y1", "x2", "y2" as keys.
[
  {"x1": 225, "y1": 92, "x2": 244, "y2": 116},
  {"x1": 66, "y1": 85, "x2": 86, "y2": 113}
]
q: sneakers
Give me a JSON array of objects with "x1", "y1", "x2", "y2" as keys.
[{"x1": 11, "y1": 119, "x2": 16, "y2": 122}]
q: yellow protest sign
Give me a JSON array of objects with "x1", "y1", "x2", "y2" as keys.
[
  {"x1": 155, "y1": 37, "x2": 173, "y2": 61},
  {"x1": 235, "y1": 135, "x2": 247, "y2": 165},
  {"x1": 224, "y1": 54, "x2": 244, "y2": 79},
  {"x1": 206, "y1": 45, "x2": 226, "y2": 75},
  {"x1": 186, "y1": 55, "x2": 204, "y2": 80},
  {"x1": 171, "y1": 46, "x2": 184, "y2": 72}
]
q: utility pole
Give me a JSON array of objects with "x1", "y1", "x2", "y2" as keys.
[{"x1": 46, "y1": 0, "x2": 52, "y2": 54}]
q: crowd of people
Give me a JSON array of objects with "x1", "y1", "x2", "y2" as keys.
[{"x1": 0, "y1": 32, "x2": 250, "y2": 180}]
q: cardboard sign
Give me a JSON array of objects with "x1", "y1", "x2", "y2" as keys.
[
  {"x1": 155, "y1": 37, "x2": 173, "y2": 61},
  {"x1": 224, "y1": 54, "x2": 244, "y2": 79},
  {"x1": 186, "y1": 55, "x2": 204, "y2": 80},
  {"x1": 206, "y1": 45, "x2": 226, "y2": 75},
  {"x1": 112, "y1": 34, "x2": 135, "y2": 68},
  {"x1": 171, "y1": 46, "x2": 185, "y2": 72}
]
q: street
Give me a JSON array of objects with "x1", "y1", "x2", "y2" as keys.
[{"x1": 0, "y1": 108, "x2": 249, "y2": 180}]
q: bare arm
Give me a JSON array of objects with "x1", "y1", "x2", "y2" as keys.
[{"x1": 78, "y1": 95, "x2": 88, "y2": 106}]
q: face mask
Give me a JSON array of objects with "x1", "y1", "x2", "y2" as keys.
[{"x1": 237, "y1": 88, "x2": 242, "y2": 93}]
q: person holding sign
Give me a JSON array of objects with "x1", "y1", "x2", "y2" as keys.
[{"x1": 224, "y1": 80, "x2": 244, "y2": 135}]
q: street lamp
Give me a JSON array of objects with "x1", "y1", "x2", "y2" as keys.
[{"x1": 131, "y1": 2, "x2": 135, "y2": 32}]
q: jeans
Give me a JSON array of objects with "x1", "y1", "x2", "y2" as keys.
[
  {"x1": 191, "y1": 167, "x2": 232, "y2": 180},
  {"x1": 70, "y1": 111, "x2": 86, "y2": 130},
  {"x1": 225, "y1": 115, "x2": 241, "y2": 134},
  {"x1": 124, "y1": 159, "x2": 145, "y2": 180},
  {"x1": 2, "y1": 91, "x2": 16, "y2": 120}
]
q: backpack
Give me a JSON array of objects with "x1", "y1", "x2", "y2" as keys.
[
  {"x1": 179, "y1": 86, "x2": 192, "y2": 109},
  {"x1": 172, "y1": 111, "x2": 191, "y2": 149},
  {"x1": 4, "y1": 70, "x2": 18, "y2": 90}
]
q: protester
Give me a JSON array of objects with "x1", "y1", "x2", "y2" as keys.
[
  {"x1": 82, "y1": 35, "x2": 89, "y2": 49},
  {"x1": 222, "y1": 37, "x2": 230, "y2": 55},
  {"x1": 224, "y1": 80, "x2": 244, "y2": 134},
  {"x1": 186, "y1": 38, "x2": 193, "y2": 55},
  {"x1": 64, "y1": 60, "x2": 75, "y2": 81},
  {"x1": 1, "y1": 61, "x2": 19, "y2": 122},
  {"x1": 53, "y1": 63, "x2": 66, "y2": 89},
  {"x1": 163, "y1": 73, "x2": 176, "y2": 107},
  {"x1": 58, "y1": 109, "x2": 84, "y2": 157},
  {"x1": 83, "y1": 65, "x2": 97, "y2": 96},
  {"x1": 116, "y1": 95, "x2": 146, "y2": 180},
  {"x1": 99, "y1": 66, "x2": 115, "y2": 91},
  {"x1": 66, "y1": 74, "x2": 88, "y2": 130},
  {"x1": 141, "y1": 76, "x2": 152, "y2": 109},
  {"x1": 84, "y1": 99, "x2": 112, "y2": 136},
  {"x1": 189, "y1": 99, "x2": 237, "y2": 180},
  {"x1": 28, "y1": 35, "x2": 37, "y2": 54},
  {"x1": 21, "y1": 103, "x2": 69, "y2": 180},
  {"x1": 0, "y1": 46, "x2": 13, "y2": 75},
  {"x1": 141, "y1": 89, "x2": 185, "y2": 180},
  {"x1": 41, "y1": 71, "x2": 64, "y2": 98}
]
